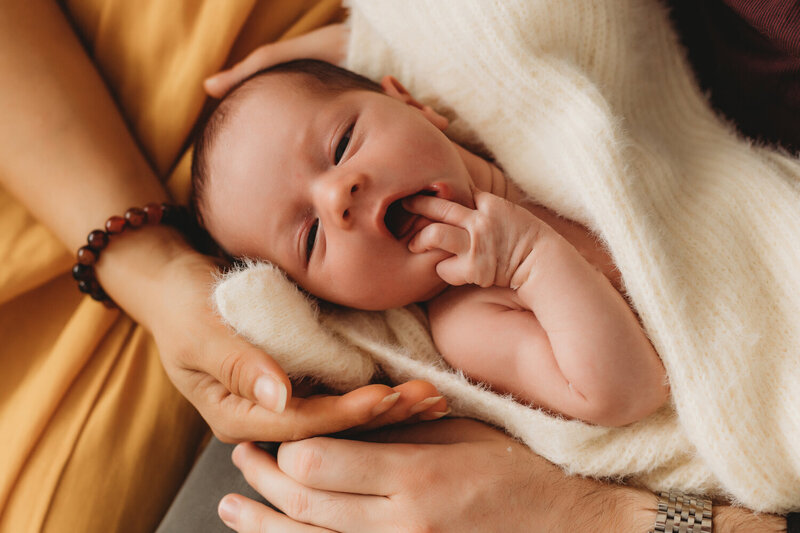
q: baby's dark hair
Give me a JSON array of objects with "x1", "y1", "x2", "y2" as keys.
[{"x1": 190, "y1": 59, "x2": 383, "y2": 232}]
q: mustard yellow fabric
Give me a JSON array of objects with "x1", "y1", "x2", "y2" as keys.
[{"x1": 0, "y1": 1, "x2": 342, "y2": 531}]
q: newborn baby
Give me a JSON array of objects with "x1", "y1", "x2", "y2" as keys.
[{"x1": 192, "y1": 59, "x2": 669, "y2": 427}]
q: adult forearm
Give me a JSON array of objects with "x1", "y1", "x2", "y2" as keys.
[
  {"x1": 557, "y1": 479, "x2": 787, "y2": 533},
  {"x1": 715, "y1": 505, "x2": 786, "y2": 533},
  {"x1": 0, "y1": 0, "x2": 169, "y2": 251},
  {"x1": 0, "y1": 0, "x2": 201, "y2": 328}
]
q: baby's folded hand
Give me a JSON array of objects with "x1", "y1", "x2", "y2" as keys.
[{"x1": 404, "y1": 191, "x2": 546, "y2": 288}]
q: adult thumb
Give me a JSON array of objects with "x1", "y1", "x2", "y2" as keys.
[{"x1": 210, "y1": 338, "x2": 293, "y2": 413}]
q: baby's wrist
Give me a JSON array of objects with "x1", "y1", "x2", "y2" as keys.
[{"x1": 508, "y1": 228, "x2": 548, "y2": 291}]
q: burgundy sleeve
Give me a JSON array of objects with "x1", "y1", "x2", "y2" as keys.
[{"x1": 668, "y1": 0, "x2": 800, "y2": 153}]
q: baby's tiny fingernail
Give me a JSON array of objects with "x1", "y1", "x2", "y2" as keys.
[
  {"x1": 409, "y1": 395, "x2": 444, "y2": 415},
  {"x1": 371, "y1": 392, "x2": 401, "y2": 417},
  {"x1": 218, "y1": 496, "x2": 240, "y2": 528},
  {"x1": 254, "y1": 376, "x2": 288, "y2": 413},
  {"x1": 419, "y1": 408, "x2": 451, "y2": 421}
]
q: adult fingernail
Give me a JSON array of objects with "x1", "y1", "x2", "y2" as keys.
[
  {"x1": 419, "y1": 408, "x2": 451, "y2": 421},
  {"x1": 218, "y1": 496, "x2": 240, "y2": 528},
  {"x1": 231, "y1": 443, "x2": 246, "y2": 467},
  {"x1": 254, "y1": 376, "x2": 288, "y2": 413},
  {"x1": 409, "y1": 395, "x2": 444, "y2": 415},
  {"x1": 203, "y1": 77, "x2": 219, "y2": 93},
  {"x1": 371, "y1": 392, "x2": 401, "y2": 417}
]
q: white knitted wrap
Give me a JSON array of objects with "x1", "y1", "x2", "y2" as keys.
[{"x1": 214, "y1": 0, "x2": 800, "y2": 513}]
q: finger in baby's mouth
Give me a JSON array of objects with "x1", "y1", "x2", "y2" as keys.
[{"x1": 384, "y1": 189, "x2": 438, "y2": 240}]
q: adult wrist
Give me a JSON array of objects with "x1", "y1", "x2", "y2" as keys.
[
  {"x1": 633, "y1": 492, "x2": 786, "y2": 533},
  {"x1": 714, "y1": 505, "x2": 786, "y2": 533},
  {"x1": 611, "y1": 486, "x2": 660, "y2": 532},
  {"x1": 549, "y1": 478, "x2": 657, "y2": 531},
  {"x1": 93, "y1": 223, "x2": 201, "y2": 326}
]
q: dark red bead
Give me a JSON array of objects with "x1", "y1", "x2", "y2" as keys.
[
  {"x1": 89, "y1": 285, "x2": 108, "y2": 302},
  {"x1": 125, "y1": 208, "x2": 146, "y2": 228},
  {"x1": 105, "y1": 216, "x2": 127, "y2": 234},
  {"x1": 87, "y1": 230, "x2": 109, "y2": 251},
  {"x1": 89, "y1": 289, "x2": 108, "y2": 302},
  {"x1": 160, "y1": 203, "x2": 175, "y2": 224},
  {"x1": 143, "y1": 202, "x2": 163, "y2": 225},
  {"x1": 77, "y1": 279, "x2": 99, "y2": 294},
  {"x1": 76, "y1": 246, "x2": 97, "y2": 266},
  {"x1": 72, "y1": 263, "x2": 93, "y2": 281}
]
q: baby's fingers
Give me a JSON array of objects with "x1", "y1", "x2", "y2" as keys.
[
  {"x1": 435, "y1": 255, "x2": 493, "y2": 287},
  {"x1": 409, "y1": 223, "x2": 469, "y2": 254},
  {"x1": 402, "y1": 195, "x2": 473, "y2": 227}
]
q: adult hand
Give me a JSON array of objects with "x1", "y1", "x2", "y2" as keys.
[
  {"x1": 0, "y1": 0, "x2": 445, "y2": 446},
  {"x1": 205, "y1": 24, "x2": 349, "y2": 98},
  {"x1": 138, "y1": 242, "x2": 448, "y2": 443},
  {"x1": 217, "y1": 418, "x2": 657, "y2": 532}
]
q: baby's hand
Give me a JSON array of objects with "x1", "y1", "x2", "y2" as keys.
[{"x1": 404, "y1": 190, "x2": 548, "y2": 288}]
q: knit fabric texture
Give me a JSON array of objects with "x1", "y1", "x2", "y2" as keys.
[{"x1": 214, "y1": 0, "x2": 800, "y2": 513}]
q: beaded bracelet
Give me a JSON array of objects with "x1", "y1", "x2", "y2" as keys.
[{"x1": 71, "y1": 203, "x2": 181, "y2": 308}]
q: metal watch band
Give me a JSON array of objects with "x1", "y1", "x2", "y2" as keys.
[{"x1": 649, "y1": 490, "x2": 712, "y2": 533}]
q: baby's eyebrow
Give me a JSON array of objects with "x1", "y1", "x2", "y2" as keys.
[{"x1": 301, "y1": 99, "x2": 344, "y2": 170}]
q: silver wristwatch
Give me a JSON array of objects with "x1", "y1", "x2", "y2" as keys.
[{"x1": 648, "y1": 491, "x2": 712, "y2": 533}]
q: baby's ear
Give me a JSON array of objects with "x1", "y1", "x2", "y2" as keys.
[{"x1": 380, "y1": 76, "x2": 449, "y2": 131}]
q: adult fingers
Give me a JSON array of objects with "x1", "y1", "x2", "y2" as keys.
[
  {"x1": 204, "y1": 45, "x2": 274, "y2": 97},
  {"x1": 218, "y1": 494, "x2": 334, "y2": 533},
  {"x1": 190, "y1": 373, "x2": 403, "y2": 442},
  {"x1": 355, "y1": 379, "x2": 448, "y2": 430},
  {"x1": 408, "y1": 222, "x2": 469, "y2": 255},
  {"x1": 233, "y1": 443, "x2": 389, "y2": 531},
  {"x1": 205, "y1": 25, "x2": 349, "y2": 98},
  {"x1": 361, "y1": 418, "x2": 504, "y2": 445},
  {"x1": 190, "y1": 334, "x2": 292, "y2": 414},
  {"x1": 276, "y1": 437, "x2": 421, "y2": 496},
  {"x1": 402, "y1": 195, "x2": 474, "y2": 227}
]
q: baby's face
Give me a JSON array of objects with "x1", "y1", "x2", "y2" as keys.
[{"x1": 204, "y1": 75, "x2": 476, "y2": 310}]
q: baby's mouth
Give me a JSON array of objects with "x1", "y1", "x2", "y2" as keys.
[{"x1": 384, "y1": 189, "x2": 437, "y2": 240}]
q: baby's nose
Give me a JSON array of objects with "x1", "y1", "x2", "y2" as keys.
[{"x1": 318, "y1": 172, "x2": 366, "y2": 229}]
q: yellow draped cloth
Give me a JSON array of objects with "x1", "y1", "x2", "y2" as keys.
[{"x1": 0, "y1": 1, "x2": 342, "y2": 531}]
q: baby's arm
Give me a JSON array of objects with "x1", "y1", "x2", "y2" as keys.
[{"x1": 408, "y1": 192, "x2": 668, "y2": 426}]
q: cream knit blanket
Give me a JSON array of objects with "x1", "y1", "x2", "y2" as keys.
[{"x1": 214, "y1": 0, "x2": 800, "y2": 513}]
